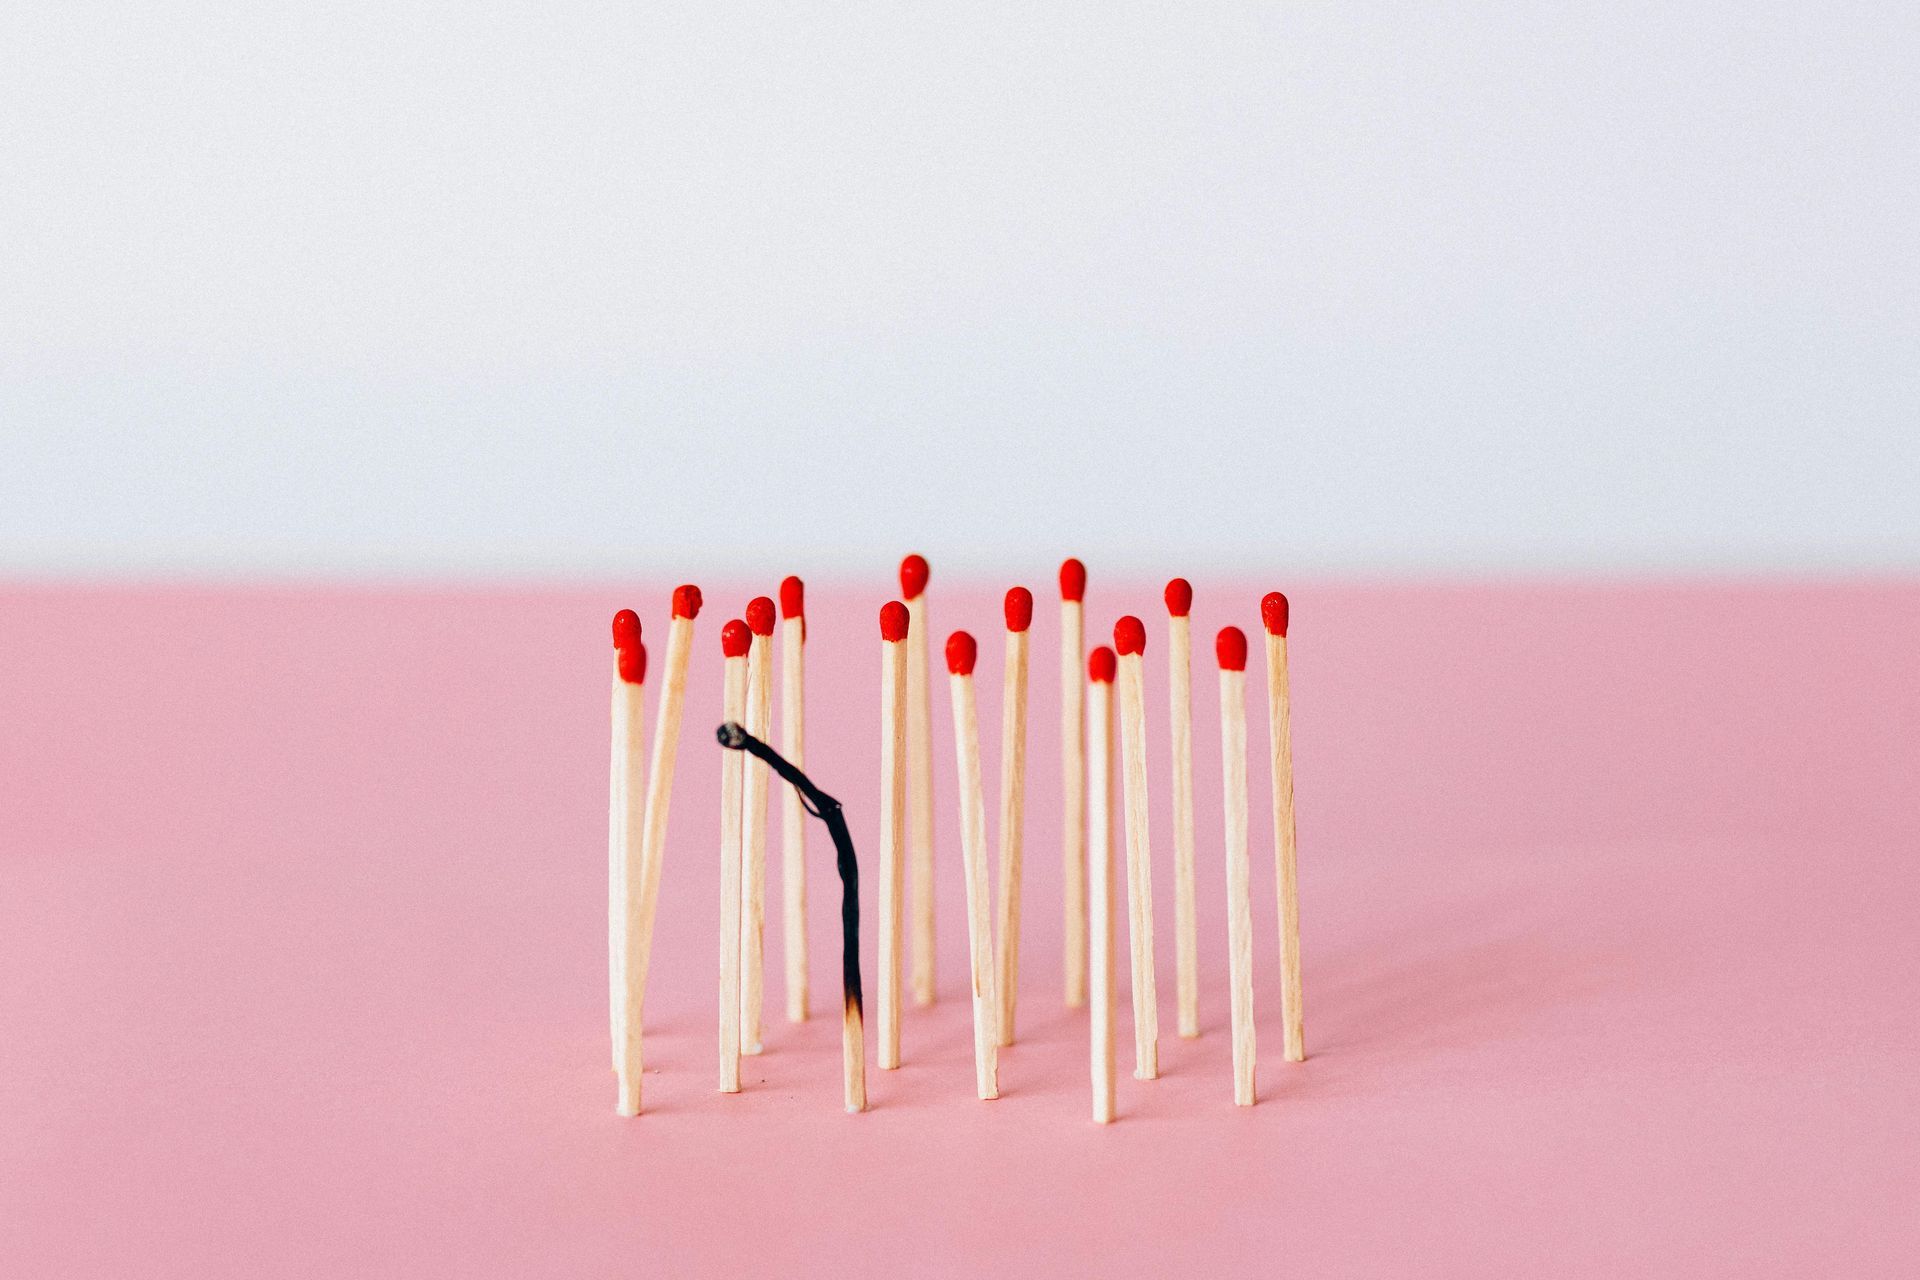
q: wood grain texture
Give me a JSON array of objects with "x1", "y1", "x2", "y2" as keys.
[
  {"x1": 1169, "y1": 613, "x2": 1198, "y2": 1039},
  {"x1": 1061, "y1": 599, "x2": 1086, "y2": 1008},
  {"x1": 907, "y1": 594, "x2": 936, "y2": 1006},
  {"x1": 718, "y1": 653, "x2": 746, "y2": 1093},
  {"x1": 1220, "y1": 667, "x2": 1256, "y2": 1105},
  {"x1": 611, "y1": 675, "x2": 646, "y2": 1111},
  {"x1": 740, "y1": 632, "x2": 772, "y2": 1055},
  {"x1": 948, "y1": 671, "x2": 1000, "y2": 1099},
  {"x1": 1264, "y1": 631, "x2": 1304, "y2": 1063},
  {"x1": 780, "y1": 617, "x2": 807, "y2": 1024},
  {"x1": 878, "y1": 636, "x2": 907, "y2": 1069},
  {"x1": 1087, "y1": 674, "x2": 1116, "y2": 1124},
  {"x1": 994, "y1": 627, "x2": 1029, "y2": 1045},
  {"x1": 1118, "y1": 653, "x2": 1159, "y2": 1081}
]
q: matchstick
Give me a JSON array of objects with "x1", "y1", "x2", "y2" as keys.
[
  {"x1": 1165, "y1": 579, "x2": 1198, "y2": 1039},
  {"x1": 740, "y1": 597, "x2": 776, "y2": 1055},
  {"x1": 902, "y1": 554, "x2": 936, "y2": 1005},
  {"x1": 1087, "y1": 646, "x2": 1117, "y2": 1123},
  {"x1": 610, "y1": 611, "x2": 647, "y2": 1076},
  {"x1": 1113, "y1": 616, "x2": 1158, "y2": 1080},
  {"x1": 945, "y1": 631, "x2": 1000, "y2": 1099},
  {"x1": 878, "y1": 601, "x2": 909, "y2": 1068},
  {"x1": 1059, "y1": 558, "x2": 1087, "y2": 1008},
  {"x1": 779, "y1": 576, "x2": 808, "y2": 1023},
  {"x1": 718, "y1": 619, "x2": 750, "y2": 1092},
  {"x1": 1217, "y1": 627, "x2": 1256, "y2": 1105},
  {"x1": 994, "y1": 586, "x2": 1032, "y2": 1046},
  {"x1": 620, "y1": 584, "x2": 700, "y2": 1116},
  {"x1": 1262, "y1": 592, "x2": 1305, "y2": 1062}
]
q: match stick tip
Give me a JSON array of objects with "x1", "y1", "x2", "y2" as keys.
[
  {"x1": 1058, "y1": 557, "x2": 1086, "y2": 602},
  {"x1": 716, "y1": 721, "x2": 747, "y2": 748},
  {"x1": 612, "y1": 611, "x2": 645, "y2": 683},
  {"x1": 1261, "y1": 591, "x2": 1289, "y2": 637},
  {"x1": 899, "y1": 554, "x2": 929, "y2": 599},
  {"x1": 879, "y1": 600, "x2": 910, "y2": 642},
  {"x1": 1164, "y1": 578, "x2": 1193, "y2": 616},
  {"x1": 1113, "y1": 615, "x2": 1146, "y2": 656},
  {"x1": 944, "y1": 630, "x2": 977, "y2": 676},
  {"x1": 746, "y1": 596, "x2": 776, "y2": 636},
  {"x1": 672, "y1": 584, "x2": 703, "y2": 620},
  {"x1": 1215, "y1": 625, "x2": 1248, "y2": 671},
  {"x1": 1088, "y1": 646, "x2": 1117, "y2": 683},
  {"x1": 721, "y1": 619, "x2": 751, "y2": 658},
  {"x1": 1003, "y1": 586, "x2": 1033, "y2": 632},
  {"x1": 779, "y1": 576, "x2": 804, "y2": 619}
]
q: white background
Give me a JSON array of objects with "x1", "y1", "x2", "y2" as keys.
[{"x1": 3, "y1": 1, "x2": 1915, "y2": 578}]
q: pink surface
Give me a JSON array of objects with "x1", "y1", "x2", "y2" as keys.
[{"x1": 3, "y1": 580, "x2": 1916, "y2": 1277}]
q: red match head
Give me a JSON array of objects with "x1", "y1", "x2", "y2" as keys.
[
  {"x1": 945, "y1": 630, "x2": 977, "y2": 676},
  {"x1": 612, "y1": 610, "x2": 646, "y2": 684},
  {"x1": 672, "y1": 584, "x2": 703, "y2": 620},
  {"x1": 1088, "y1": 646, "x2": 1117, "y2": 684},
  {"x1": 1261, "y1": 591, "x2": 1290, "y2": 637},
  {"x1": 1164, "y1": 578, "x2": 1193, "y2": 617},
  {"x1": 746, "y1": 596, "x2": 776, "y2": 637},
  {"x1": 1004, "y1": 586, "x2": 1033, "y2": 632},
  {"x1": 1113, "y1": 616, "x2": 1146, "y2": 657},
  {"x1": 1215, "y1": 626, "x2": 1248, "y2": 671},
  {"x1": 1059, "y1": 558, "x2": 1086, "y2": 603},
  {"x1": 721, "y1": 619, "x2": 751, "y2": 658},
  {"x1": 879, "y1": 600, "x2": 910, "y2": 642},
  {"x1": 899, "y1": 554, "x2": 929, "y2": 599},
  {"x1": 611, "y1": 609, "x2": 641, "y2": 650},
  {"x1": 779, "y1": 576, "x2": 804, "y2": 619}
]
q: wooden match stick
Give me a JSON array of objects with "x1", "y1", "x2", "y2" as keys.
[
  {"x1": 610, "y1": 611, "x2": 647, "y2": 1076},
  {"x1": 994, "y1": 586, "x2": 1032, "y2": 1046},
  {"x1": 1262, "y1": 592, "x2": 1305, "y2": 1062},
  {"x1": 620, "y1": 584, "x2": 700, "y2": 1116},
  {"x1": 902, "y1": 554, "x2": 936, "y2": 1006},
  {"x1": 740, "y1": 597, "x2": 775, "y2": 1055},
  {"x1": 1059, "y1": 558, "x2": 1087, "y2": 1009},
  {"x1": 878, "y1": 602, "x2": 909, "y2": 1069},
  {"x1": 779, "y1": 576, "x2": 808, "y2": 1024},
  {"x1": 1113, "y1": 616, "x2": 1158, "y2": 1080},
  {"x1": 718, "y1": 619, "x2": 750, "y2": 1092},
  {"x1": 945, "y1": 631, "x2": 1000, "y2": 1099},
  {"x1": 1165, "y1": 579, "x2": 1198, "y2": 1039},
  {"x1": 1217, "y1": 627, "x2": 1256, "y2": 1105},
  {"x1": 1086, "y1": 646, "x2": 1117, "y2": 1124}
]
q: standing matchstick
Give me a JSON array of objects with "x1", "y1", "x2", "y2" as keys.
[
  {"x1": 1113, "y1": 616, "x2": 1159, "y2": 1080},
  {"x1": 779, "y1": 576, "x2": 808, "y2": 1024},
  {"x1": 1218, "y1": 626, "x2": 1256, "y2": 1105},
  {"x1": 994, "y1": 586, "x2": 1032, "y2": 1046},
  {"x1": 740, "y1": 597, "x2": 776, "y2": 1055},
  {"x1": 902, "y1": 554, "x2": 936, "y2": 1005},
  {"x1": 1262, "y1": 592, "x2": 1305, "y2": 1062},
  {"x1": 1086, "y1": 645, "x2": 1117, "y2": 1124},
  {"x1": 1165, "y1": 578, "x2": 1199, "y2": 1039},
  {"x1": 945, "y1": 631, "x2": 1000, "y2": 1099},
  {"x1": 620, "y1": 584, "x2": 700, "y2": 1116},
  {"x1": 1059, "y1": 558, "x2": 1088, "y2": 1008},
  {"x1": 718, "y1": 619, "x2": 750, "y2": 1092},
  {"x1": 878, "y1": 601, "x2": 909, "y2": 1068},
  {"x1": 610, "y1": 611, "x2": 647, "y2": 1075}
]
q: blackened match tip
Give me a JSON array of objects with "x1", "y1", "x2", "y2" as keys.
[{"x1": 716, "y1": 721, "x2": 748, "y2": 749}]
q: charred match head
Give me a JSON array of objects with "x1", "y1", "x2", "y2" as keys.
[{"x1": 716, "y1": 720, "x2": 749, "y2": 750}]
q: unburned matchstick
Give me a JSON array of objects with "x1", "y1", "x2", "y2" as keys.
[
  {"x1": 994, "y1": 586, "x2": 1032, "y2": 1046},
  {"x1": 945, "y1": 631, "x2": 1000, "y2": 1099},
  {"x1": 902, "y1": 555, "x2": 936, "y2": 1006},
  {"x1": 878, "y1": 601, "x2": 909, "y2": 1069},
  {"x1": 1059, "y1": 558, "x2": 1088, "y2": 1009},
  {"x1": 718, "y1": 619, "x2": 750, "y2": 1092},
  {"x1": 741, "y1": 597, "x2": 776, "y2": 1055},
  {"x1": 1113, "y1": 616, "x2": 1158, "y2": 1080},
  {"x1": 1165, "y1": 578, "x2": 1198, "y2": 1039},
  {"x1": 1087, "y1": 646, "x2": 1117, "y2": 1124},
  {"x1": 610, "y1": 612, "x2": 647, "y2": 1080},
  {"x1": 1262, "y1": 592, "x2": 1305, "y2": 1062},
  {"x1": 779, "y1": 576, "x2": 808, "y2": 1023},
  {"x1": 1217, "y1": 626, "x2": 1256, "y2": 1105}
]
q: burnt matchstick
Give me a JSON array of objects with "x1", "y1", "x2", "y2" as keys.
[
  {"x1": 1217, "y1": 626, "x2": 1256, "y2": 1105},
  {"x1": 945, "y1": 630, "x2": 1001, "y2": 1099},
  {"x1": 716, "y1": 721, "x2": 867, "y2": 1112},
  {"x1": 1165, "y1": 578, "x2": 1199, "y2": 1040},
  {"x1": 741, "y1": 597, "x2": 776, "y2": 1056},
  {"x1": 718, "y1": 619, "x2": 750, "y2": 1092},
  {"x1": 779, "y1": 576, "x2": 808, "y2": 1024},
  {"x1": 1113, "y1": 615, "x2": 1158, "y2": 1080},
  {"x1": 1059, "y1": 558, "x2": 1088, "y2": 1008},
  {"x1": 994, "y1": 586, "x2": 1032, "y2": 1046},
  {"x1": 610, "y1": 612, "x2": 647, "y2": 1086},
  {"x1": 1261, "y1": 592, "x2": 1305, "y2": 1063},
  {"x1": 878, "y1": 601, "x2": 910, "y2": 1069},
  {"x1": 1087, "y1": 645, "x2": 1117, "y2": 1124},
  {"x1": 901, "y1": 554, "x2": 936, "y2": 1006}
]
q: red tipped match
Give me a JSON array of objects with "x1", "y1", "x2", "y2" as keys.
[
  {"x1": 945, "y1": 631, "x2": 977, "y2": 676},
  {"x1": 1164, "y1": 578, "x2": 1193, "y2": 617},
  {"x1": 611, "y1": 609, "x2": 641, "y2": 650},
  {"x1": 1059, "y1": 558, "x2": 1086, "y2": 602},
  {"x1": 1088, "y1": 646, "x2": 1117, "y2": 684},
  {"x1": 1215, "y1": 626, "x2": 1248, "y2": 671},
  {"x1": 779, "y1": 576, "x2": 804, "y2": 619},
  {"x1": 899, "y1": 554, "x2": 929, "y2": 599},
  {"x1": 1004, "y1": 586, "x2": 1033, "y2": 632},
  {"x1": 746, "y1": 596, "x2": 776, "y2": 636},
  {"x1": 612, "y1": 610, "x2": 645, "y2": 683},
  {"x1": 672, "y1": 585, "x2": 703, "y2": 620},
  {"x1": 621, "y1": 642, "x2": 648, "y2": 684},
  {"x1": 721, "y1": 619, "x2": 751, "y2": 658},
  {"x1": 879, "y1": 601, "x2": 910, "y2": 642},
  {"x1": 1114, "y1": 616, "x2": 1146, "y2": 657},
  {"x1": 1261, "y1": 591, "x2": 1290, "y2": 638}
]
